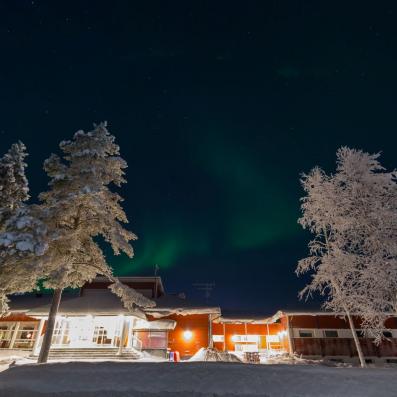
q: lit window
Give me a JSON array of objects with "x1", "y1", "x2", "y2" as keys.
[
  {"x1": 324, "y1": 330, "x2": 338, "y2": 338},
  {"x1": 298, "y1": 330, "x2": 313, "y2": 338}
]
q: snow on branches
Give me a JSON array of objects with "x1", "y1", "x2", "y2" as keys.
[
  {"x1": 38, "y1": 122, "x2": 151, "y2": 309},
  {"x1": 0, "y1": 143, "x2": 47, "y2": 313},
  {"x1": 108, "y1": 278, "x2": 155, "y2": 310},
  {"x1": 0, "y1": 124, "x2": 153, "y2": 317},
  {"x1": 297, "y1": 147, "x2": 397, "y2": 345},
  {"x1": 0, "y1": 142, "x2": 29, "y2": 226}
]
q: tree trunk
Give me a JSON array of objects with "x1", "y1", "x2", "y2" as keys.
[
  {"x1": 346, "y1": 310, "x2": 366, "y2": 368},
  {"x1": 37, "y1": 288, "x2": 63, "y2": 364}
]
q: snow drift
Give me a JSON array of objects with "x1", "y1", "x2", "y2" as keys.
[{"x1": 188, "y1": 348, "x2": 242, "y2": 363}]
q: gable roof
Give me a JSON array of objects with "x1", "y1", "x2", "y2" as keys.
[
  {"x1": 6, "y1": 280, "x2": 220, "y2": 319},
  {"x1": 214, "y1": 310, "x2": 271, "y2": 324},
  {"x1": 8, "y1": 290, "x2": 147, "y2": 319},
  {"x1": 146, "y1": 294, "x2": 221, "y2": 318},
  {"x1": 84, "y1": 276, "x2": 165, "y2": 297}
]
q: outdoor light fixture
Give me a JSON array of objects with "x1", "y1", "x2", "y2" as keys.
[
  {"x1": 183, "y1": 330, "x2": 192, "y2": 341},
  {"x1": 277, "y1": 330, "x2": 288, "y2": 338}
]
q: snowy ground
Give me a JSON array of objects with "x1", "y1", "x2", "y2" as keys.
[
  {"x1": 0, "y1": 361, "x2": 396, "y2": 397},
  {"x1": 0, "y1": 351, "x2": 167, "y2": 373}
]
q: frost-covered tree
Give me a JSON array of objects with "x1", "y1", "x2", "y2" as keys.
[
  {"x1": 36, "y1": 122, "x2": 154, "y2": 363},
  {"x1": 297, "y1": 147, "x2": 397, "y2": 368},
  {"x1": 0, "y1": 205, "x2": 48, "y2": 311},
  {"x1": 0, "y1": 143, "x2": 47, "y2": 313},
  {"x1": 0, "y1": 142, "x2": 29, "y2": 226}
]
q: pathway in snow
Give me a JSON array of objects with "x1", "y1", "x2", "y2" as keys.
[{"x1": 0, "y1": 361, "x2": 396, "y2": 396}]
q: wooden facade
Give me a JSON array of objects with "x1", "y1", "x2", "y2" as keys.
[
  {"x1": 279, "y1": 312, "x2": 397, "y2": 362},
  {"x1": 158, "y1": 313, "x2": 210, "y2": 358},
  {"x1": 2, "y1": 277, "x2": 397, "y2": 362},
  {"x1": 212, "y1": 321, "x2": 286, "y2": 352}
]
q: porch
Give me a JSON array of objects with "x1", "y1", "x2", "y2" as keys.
[{"x1": 0, "y1": 314, "x2": 175, "y2": 358}]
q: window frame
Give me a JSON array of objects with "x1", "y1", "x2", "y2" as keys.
[
  {"x1": 323, "y1": 330, "x2": 339, "y2": 338},
  {"x1": 134, "y1": 330, "x2": 168, "y2": 349},
  {"x1": 13, "y1": 322, "x2": 39, "y2": 349},
  {"x1": 298, "y1": 329, "x2": 314, "y2": 338}
]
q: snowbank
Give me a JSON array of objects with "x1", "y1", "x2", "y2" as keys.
[
  {"x1": 0, "y1": 361, "x2": 397, "y2": 396},
  {"x1": 188, "y1": 348, "x2": 242, "y2": 363},
  {"x1": 0, "y1": 349, "x2": 31, "y2": 360},
  {"x1": 231, "y1": 351, "x2": 348, "y2": 366},
  {"x1": 0, "y1": 353, "x2": 168, "y2": 372},
  {"x1": 0, "y1": 350, "x2": 32, "y2": 373}
]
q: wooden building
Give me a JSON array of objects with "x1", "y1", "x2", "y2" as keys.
[
  {"x1": 0, "y1": 277, "x2": 220, "y2": 359},
  {"x1": 1, "y1": 276, "x2": 397, "y2": 364},
  {"x1": 212, "y1": 310, "x2": 397, "y2": 364},
  {"x1": 271, "y1": 310, "x2": 397, "y2": 364},
  {"x1": 212, "y1": 312, "x2": 287, "y2": 353}
]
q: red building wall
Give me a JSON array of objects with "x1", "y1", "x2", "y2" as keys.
[
  {"x1": 287, "y1": 314, "x2": 397, "y2": 358},
  {"x1": 212, "y1": 322, "x2": 286, "y2": 352},
  {"x1": 148, "y1": 313, "x2": 210, "y2": 357},
  {"x1": 0, "y1": 313, "x2": 38, "y2": 322}
]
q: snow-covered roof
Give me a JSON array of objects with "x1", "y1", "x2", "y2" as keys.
[
  {"x1": 214, "y1": 307, "x2": 335, "y2": 324},
  {"x1": 89, "y1": 276, "x2": 165, "y2": 297},
  {"x1": 133, "y1": 318, "x2": 176, "y2": 330},
  {"x1": 214, "y1": 310, "x2": 272, "y2": 324},
  {"x1": 145, "y1": 294, "x2": 221, "y2": 318},
  {"x1": 7, "y1": 289, "x2": 220, "y2": 319},
  {"x1": 8, "y1": 293, "x2": 60, "y2": 312},
  {"x1": 268, "y1": 309, "x2": 345, "y2": 323},
  {"x1": 8, "y1": 290, "x2": 146, "y2": 319}
]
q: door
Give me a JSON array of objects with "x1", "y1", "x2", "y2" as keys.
[
  {"x1": 92, "y1": 316, "x2": 118, "y2": 347},
  {"x1": 68, "y1": 317, "x2": 94, "y2": 348}
]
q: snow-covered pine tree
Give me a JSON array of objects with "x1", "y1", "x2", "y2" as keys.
[
  {"x1": 0, "y1": 142, "x2": 29, "y2": 226},
  {"x1": 0, "y1": 143, "x2": 47, "y2": 313},
  {"x1": 296, "y1": 147, "x2": 397, "y2": 368},
  {"x1": 36, "y1": 122, "x2": 154, "y2": 363}
]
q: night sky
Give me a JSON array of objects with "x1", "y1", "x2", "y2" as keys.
[{"x1": 1, "y1": 1, "x2": 397, "y2": 313}]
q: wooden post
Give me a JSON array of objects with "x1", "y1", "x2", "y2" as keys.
[
  {"x1": 117, "y1": 317, "x2": 128, "y2": 355},
  {"x1": 208, "y1": 314, "x2": 213, "y2": 348},
  {"x1": 9, "y1": 322, "x2": 20, "y2": 349},
  {"x1": 286, "y1": 315, "x2": 294, "y2": 356},
  {"x1": 59, "y1": 317, "x2": 68, "y2": 347},
  {"x1": 32, "y1": 318, "x2": 45, "y2": 355},
  {"x1": 129, "y1": 318, "x2": 136, "y2": 348},
  {"x1": 223, "y1": 323, "x2": 226, "y2": 351},
  {"x1": 266, "y1": 323, "x2": 270, "y2": 353}
]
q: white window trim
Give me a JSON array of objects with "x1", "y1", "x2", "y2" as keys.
[
  {"x1": 292, "y1": 328, "x2": 397, "y2": 339},
  {"x1": 297, "y1": 329, "x2": 315, "y2": 338},
  {"x1": 323, "y1": 329, "x2": 339, "y2": 338}
]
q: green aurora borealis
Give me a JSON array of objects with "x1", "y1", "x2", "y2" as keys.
[{"x1": 2, "y1": 1, "x2": 397, "y2": 310}]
